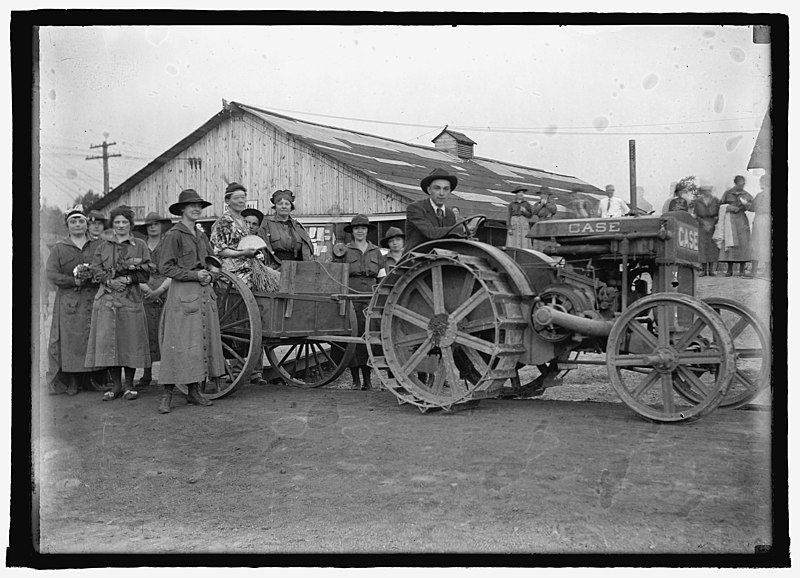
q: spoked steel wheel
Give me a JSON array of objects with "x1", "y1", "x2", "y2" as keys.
[
  {"x1": 177, "y1": 270, "x2": 262, "y2": 399},
  {"x1": 263, "y1": 306, "x2": 358, "y2": 388},
  {"x1": 366, "y1": 249, "x2": 527, "y2": 411},
  {"x1": 606, "y1": 293, "x2": 735, "y2": 423},
  {"x1": 675, "y1": 298, "x2": 770, "y2": 409}
]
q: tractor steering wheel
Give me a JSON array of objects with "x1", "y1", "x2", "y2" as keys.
[{"x1": 442, "y1": 214, "x2": 488, "y2": 239}]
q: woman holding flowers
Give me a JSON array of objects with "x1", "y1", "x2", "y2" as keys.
[
  {"x1": 45, "y1": 206, "x2": 102, "y2": 396},
  {"x1": 84, "y1": 205, "x2": 154, "y2": 401}
]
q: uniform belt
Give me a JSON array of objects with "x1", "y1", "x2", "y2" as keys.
[{"x1": 351, "y1": 273, "x2": 377, "y2": 278}]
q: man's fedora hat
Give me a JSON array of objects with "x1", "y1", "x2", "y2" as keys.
[
  {"x1": 420, "y1": 168, "x2": 458, "y2": 193},
  {"x1": 169, "y1": 188, "x2": 212, "y2": 215}
]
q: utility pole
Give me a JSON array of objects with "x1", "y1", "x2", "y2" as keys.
[{"x1": 85, "y1": 138, "x2": 121, "y2": 195}]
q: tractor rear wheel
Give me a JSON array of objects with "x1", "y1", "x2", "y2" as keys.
[{"x1": 366, "y1": 246, "x2": 528, "y2": 412}]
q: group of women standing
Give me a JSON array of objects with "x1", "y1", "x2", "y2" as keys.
[
  {"x1": 47, "y1": 205, "x2": 155, "y2": 400},
  {"x1": 677, "y1": 175, "x2": 770, "y2": 278},
  {"x1": 506, "y1": 186, "x2": 558, "y2": 250}
]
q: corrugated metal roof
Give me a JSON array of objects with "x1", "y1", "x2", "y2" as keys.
[{"x1": 94, "y1": 102, "x2": 603, "y2": 220}]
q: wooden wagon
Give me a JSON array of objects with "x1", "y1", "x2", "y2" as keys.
[{"x1": 183, "y1": 260, "x2": 364, "y2": 399}]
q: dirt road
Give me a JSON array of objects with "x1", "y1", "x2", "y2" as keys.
[{"x1": 28, "y1": 275, "x2": 777, "y2": 557}]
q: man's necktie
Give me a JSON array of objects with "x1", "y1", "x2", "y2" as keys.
[{"x1": 436, "y1": 208, "x2": 444, "y2": 225}]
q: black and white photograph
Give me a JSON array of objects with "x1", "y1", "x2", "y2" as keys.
[{"x1": 10, "y1": 6, "x2": 790, "y2": 568}]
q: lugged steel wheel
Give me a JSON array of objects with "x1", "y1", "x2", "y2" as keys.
[
  {"x1": 606, "y1": 293, "x2": 735, "y2": 423},
  {"x1": 263, "y1": 305, "x2": 358, "y2": 388},
  {"x1": 176, "y1": 269, "x2": 262, "y2": 399},
  {"x1": 672, "y1": 298, "x2": 770, "y2": 409},
  {"x1": 366, "y1": 248, "x2": 527, "y2": 411}
]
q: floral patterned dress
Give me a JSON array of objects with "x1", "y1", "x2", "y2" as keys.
[
  {"x1": 210, "y1": 208, "x2": 254, "y2": 285},
  {"x1": 210, "y1": 208, "x2": 280, "y2": 292}
]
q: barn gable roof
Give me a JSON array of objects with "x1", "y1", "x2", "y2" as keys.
[{"x1": 94, "y1": 101, "x2": 603, "y2": 220}]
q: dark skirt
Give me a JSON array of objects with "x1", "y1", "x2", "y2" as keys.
[
  {"x1": 719, "y1": 212, "x2": 751, "y2": 262},
  {"x1": 696, "y1": 218, "x2": 719, "y2": 264},
  {"x1": 348, "y1": 275, "x2": 377, "y2": 367},
  {"x1": 143, "y1": 299, "x2": 164, "y2": 362}
]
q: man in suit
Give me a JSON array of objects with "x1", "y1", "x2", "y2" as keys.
[{"x1": 405, "y1": 168, "x2": 475, "y2": 251}]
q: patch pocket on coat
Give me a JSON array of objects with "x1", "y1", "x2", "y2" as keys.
[
  {"x1": 61, "y1": 293, "x2": 80, "y2": 314},
  {"x1": 179, "y1": 295, "x2": 201, "y2": 315}
]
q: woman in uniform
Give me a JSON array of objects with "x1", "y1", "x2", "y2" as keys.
[
  {"x1": 257, "y1": 189, "x2": 315, "y2": 266},
  {"x1": 134, "y1": 212, "x2": 173, "y2": 387},
  {"x1": 84, "y1": 205, "x2": 153, "y2": 401},
  {"x1": 506, "y1": 188, "x2": 533, "y2": 249},
  {"x1": 45, "y1": 207, "x2": 102, "y2": 395},
  {"x1": 694, "y1": 185, "x2": 721, "y2": 276},
  {"x1": 380, "y1": 226, "x2": 405, "y2": 273},
  {"x1": 156, "y1": 189, "x2": 226, "y2": 414},
  {"x1": 719, "y1": 175, "x2": 754, "y2": 277},
  {"x1": 334, "y1": 214, "x2": 385, "y2": 390}
]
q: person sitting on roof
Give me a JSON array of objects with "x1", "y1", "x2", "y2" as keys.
[{"x1": 405, "y1": 168, "x2": 476, "y2": 252}]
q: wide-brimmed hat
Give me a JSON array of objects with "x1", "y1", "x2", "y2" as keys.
[
  {"x1": 169, "y1": 188, "x2": 212, "y2": 215},
  {"x1": 135, "y1": 211, "x2": 173, "y2": 234},
  {"x1": 344, "y1": 213, "x2": 376, "y2": 234},
  {"x1": 241, "y1": 207, "x2": 265, "y2": 224},
  {"x1": 539, "y1": 186, "x2": 552, "y2": 197},
  {"x1": 86, "y1": 210, "x2": 107, "y2": 223},
  {"x1": 224, "y1": 182, "x2": 247, "y2": 199},
  {"x1": 511, "y1": 187, "x2": 528, "y2": 194},
  {"x1": 420, "y1": 168, "x2": 458, "y2": 193},
  {"x1": 380, "y1": 226, "x2": 405, "y2": 248}
]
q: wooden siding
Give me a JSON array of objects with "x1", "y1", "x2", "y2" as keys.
[{"x1": 101, "y1": 114, "x2": 409, "y2": 221}]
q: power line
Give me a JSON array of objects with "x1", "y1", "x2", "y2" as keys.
[{"x1": 254, "y1": 103, "x2": 763, "y2": 134}]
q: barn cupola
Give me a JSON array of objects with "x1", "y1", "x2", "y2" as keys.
[{"x1": 432, "y1": 127, "x2": 477, "y2": 160}]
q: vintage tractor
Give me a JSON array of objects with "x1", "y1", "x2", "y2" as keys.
[{"x1": 365, "y1": 211, "x2": 770, "y2": 423}]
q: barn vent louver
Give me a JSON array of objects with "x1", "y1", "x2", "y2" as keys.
[{"x1": 432, "y1": 127, "x2": 476, "y2": 160}]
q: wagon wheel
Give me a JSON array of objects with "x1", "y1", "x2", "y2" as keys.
[
  {"x1": 672, "y1": 298, "x2": 770, "y2": 409},
  {"x1": 175, "y1": 269, "x2": 262, "y2": 399},
  {"x1": 263, "y1": 305, "x2": 358, "y2": 388},
  {"x1": 366, "y1": 251, "x2": 527, "y2": 411},
  {"x1": 606, "y1": 293, "x2": 735, "y2": 423}
]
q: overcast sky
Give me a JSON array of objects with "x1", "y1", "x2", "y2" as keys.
[{"x1": 37, "y1": 22, "x2": 773, "y2": 211}]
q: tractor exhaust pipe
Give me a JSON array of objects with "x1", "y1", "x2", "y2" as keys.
[{"x1": 533, "y1": 305, "x2": 615, "y2": 338}]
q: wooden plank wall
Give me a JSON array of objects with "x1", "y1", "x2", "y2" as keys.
[{"x1": 103, "y1": 113, "x2": 408, "y2": 221}]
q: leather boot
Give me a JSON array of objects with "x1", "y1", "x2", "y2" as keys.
[
  {"x1": 361, "y1": 366, "x2": 372, "y2": 390},
  {"x1": 158, "y1": 385, "x2": 174, "y2": 414},
  {"x1": 66, "y1": 374, "x2": 79, "y2": 396},
  {"x1": 350, "y1": 367, "x2": 361, "y2": 390},
  {"x1": 186, "y1": 382, "x2": 213, "y2": 406}
]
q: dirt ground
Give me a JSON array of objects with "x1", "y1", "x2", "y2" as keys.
[{"x1": 28, "y1": 273, "x2": 777, "y2": 558}]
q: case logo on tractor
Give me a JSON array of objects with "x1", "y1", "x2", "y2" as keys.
[
  {"x1": 677, "y1": 224, "x2": 698, "y2": 251},
  {"x1": 566, "y1": 221, "x2": 621, "y2": 234}
]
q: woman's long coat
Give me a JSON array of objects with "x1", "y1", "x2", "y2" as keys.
[
  {"x1": 84, "y1": 236, "x2": 153, "y2": 368},
  {"x1": 46, "y1": 237, "x2": 101, "y2": 384},
  {"x1": 158, "y1": 222, "x2": 225, "y2": 385}
]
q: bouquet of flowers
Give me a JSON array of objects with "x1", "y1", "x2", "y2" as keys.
[
  {"x1": 73, "y1": 263, "x2": 93, "y2": 281},
  {"x1": 90, "y1": 256, "x2": 150, "y2": 285}
]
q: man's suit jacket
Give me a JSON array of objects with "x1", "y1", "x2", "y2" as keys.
[{"x1": 404, "y1": 199, "x2": 457, "y2": 251}]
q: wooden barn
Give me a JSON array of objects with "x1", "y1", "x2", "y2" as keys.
[{"x1": 92, "y1": 101, "x2": 604, "y2": 254}]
